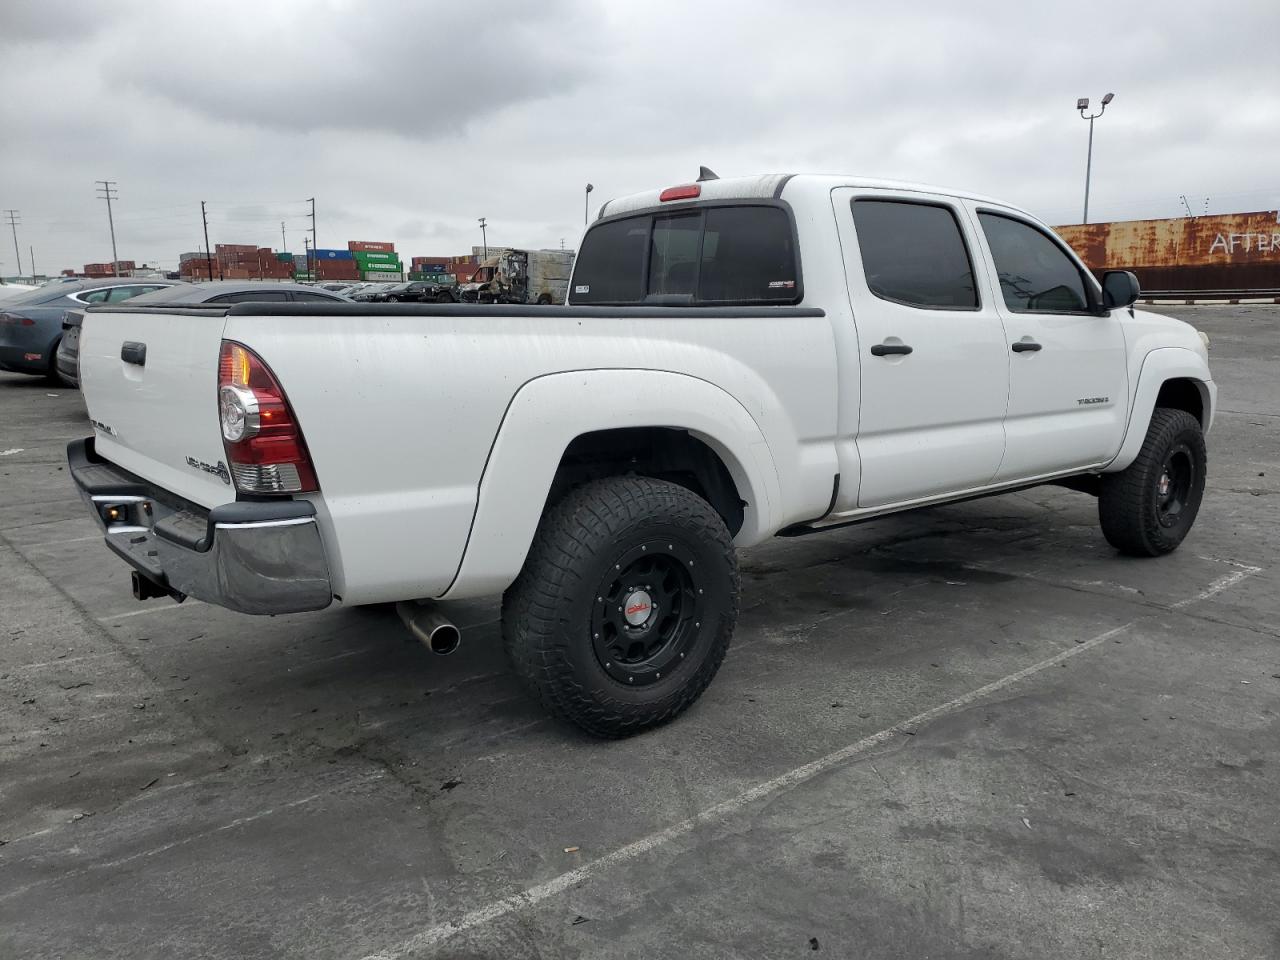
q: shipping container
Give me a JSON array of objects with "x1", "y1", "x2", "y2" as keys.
[
  {"x1": 352, "y1": 250, "x2": 400, "y2": 264},
  {"x1": 312, "y1": 248, "x2": 355, "y2": 260},
  {"x1": 1055, "y1": 210, "x2": 1280, "y2": 293},
  {"x1": 361, "y1": 269, "x2": 404, "y2": 282},
  {"x1": 316, "y1": 260, "x2": 360, "y2": 281},
  {"x1": 348, "y1": 240, "x2": 396, "y2": 253}
]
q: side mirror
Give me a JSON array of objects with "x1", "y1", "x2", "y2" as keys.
[{"x1": 1101, "y1": 270, "x2": 1140, "y2": 311}]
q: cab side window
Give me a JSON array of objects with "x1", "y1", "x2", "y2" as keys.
[
  {"x1": 978, "y1": 213, "x2": 1091, "y2": 314},
  {"x1": 850, "y1": 200, "x2": 978, "y2": 309}
]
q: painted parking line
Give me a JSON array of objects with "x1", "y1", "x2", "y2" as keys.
[
  {"x1": 360, "y1": 621, "x2": 1135, "y2": 959},
  {"x1": 0, "y1": 773, "x2": 386, "y2": 903},
  {"x1": 98, "y1": 601, "x2": 206, "y2": 622},
  {"x1": 1171, "y1": 556, "x2": 1263, "y2": 609}
]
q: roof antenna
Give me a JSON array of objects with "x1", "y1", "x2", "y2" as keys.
[{"x1": 697, "y1": 166, "x2": 719, "y2": 182}]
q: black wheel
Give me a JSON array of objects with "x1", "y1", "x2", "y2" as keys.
[
  {"x1": 44, "y1": 339, "x2": 62, "y2": 383},
  {"x1": 1099, "y1": 407, "x2": 1206, "y2": 556},
  {"x1": 503, "y1": 476, "x2": 739, "y2": 738},
  {"x1": 536, "y1": 294, "x2": 551, "y2": 305},
  {"x1": 436, "y1": 291, "x2": 453, "y2": 303}
]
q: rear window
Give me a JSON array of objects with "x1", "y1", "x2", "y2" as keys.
[{"x1": 571, "y1": 204, "x2": 799, "y2": 305}]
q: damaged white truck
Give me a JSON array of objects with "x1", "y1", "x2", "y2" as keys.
[{"x1": 69, "y1": 172, "x2": 1214, "y2": 737}]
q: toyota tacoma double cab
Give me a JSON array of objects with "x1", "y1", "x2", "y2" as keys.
[{"x1": 69, "y1": 172, "x2": 1214, "y2": 737}]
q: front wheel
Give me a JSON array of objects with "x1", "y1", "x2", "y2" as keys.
[
  {"x1": 436, "y1": 291, "x2": 453, "y2": 303},
  {"x1": 1098, "y1": 407, "x2": 1206, "y2": 556},
  {"x1": 503, "y1": 476, "x2": 739, "y2": 738}
]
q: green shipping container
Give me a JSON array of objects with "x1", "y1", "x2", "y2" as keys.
[
  {"x1": 353, "y1": 251, "x2": 399, "y2": 264},
  {"x1": 277, "y1": 252, "x2": 294, "y2": 262}
]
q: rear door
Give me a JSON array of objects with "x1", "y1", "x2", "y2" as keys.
[
  {"x1": 79, "y1": 306, "x2": 236, "y2": 508},
  {"x1": 969, "y1": 207, "x2": 1129, "y2": 479},
  {"x1": 833, "y1": 188, "x2": 1010, "y2": 507}
]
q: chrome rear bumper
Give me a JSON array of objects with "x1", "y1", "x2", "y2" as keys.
[{"x1": 68, "y1": 438, "x2": 332, "y2": 615}]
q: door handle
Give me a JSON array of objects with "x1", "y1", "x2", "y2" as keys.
[
  {"x1": 120, "y1": 341, "x2": 147, "y2": 366},
  {"x1": 1011, "y1": 340, "x2": 1042, "y2": 353},
  {"x1": 870, "y1": 342, "x2": 913, "y2": 357}
]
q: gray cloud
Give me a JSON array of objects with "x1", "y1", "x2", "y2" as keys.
[
  {"x1": 1, "y1": 0, "x2": 1277, "y2": 274},
  {"x1": 105, "y1": 0, "x2": 597, "y2": 138}
]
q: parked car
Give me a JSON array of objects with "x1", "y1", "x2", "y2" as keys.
[
  {"x1": 348, "y1": 283, "x2": 399, "y2": 302},
  {"x1": 2, "y1": 277, "x2": 183, "y2": 380},
  {"x1": 380, "y1": 279, "x2": 458, "y2": 303},
  {"x1": 54, "y1": 282, "x2": 349, "y2": 387},
  {"x1": 69, "y1": 172, "x2": 1214, "y2": 738}
]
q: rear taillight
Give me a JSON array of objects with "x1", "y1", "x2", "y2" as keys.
[{"x1": 217, "y1": 341, "x2": 318, "y2": 494}]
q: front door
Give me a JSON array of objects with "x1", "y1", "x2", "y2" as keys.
[
  {"x1": 969, "y1": 207, "x2": 1129, "y2": 480},
  {"x1": 832, "y1": 189, "x2": 1010, "y2": 509}
]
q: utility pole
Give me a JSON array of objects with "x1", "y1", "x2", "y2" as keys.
[
  {"x1": 201, "y1": 200, "x2": 216, "y2": 283},
  {"x1": 95, "y1": 180, "x2": 120, "y2": 275},
  {"x1": 1076, "y1": 93, "x2": 1114, "y2": 225},
  {"x1": 281, "y1": 220, "x2": 287, "y2": 253},
  {"x1": 303, "y1": 236, "x2": 311, "y2": 280},
  {"x1": 29, "y1": 245, "x2": 35, "y2": 279},
  {"x1": 3, "y1": 210, "x2": 21, "y2": 277},
  {"x1": 478, "y1": 217, "x2": 488, "y2": 260},
  {"x1": 307, "y1": 198, "x2": 316, "y2": 255}
]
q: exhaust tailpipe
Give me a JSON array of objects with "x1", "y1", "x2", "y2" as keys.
[{"x1": 396, "y1": 601, "x2": 461, "y2": 656}]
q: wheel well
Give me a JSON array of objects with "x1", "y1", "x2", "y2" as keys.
[
  {"x1": 549, "y1": 427, "x2": 745, "y2": 535},
  {"x1": 1156, "y1": 378, "x2": 1205, "y2": 426}
]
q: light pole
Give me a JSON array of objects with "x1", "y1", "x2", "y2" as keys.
[
  {"x1": 1077, "y1": 92, "x2": 1114, "y2": 224},
  {"x1": 478, "y1": 217, "x2": 488, "y2": 260},
  {"x1": 584, "y1": 183, "x2": 594, "y2": 225}
]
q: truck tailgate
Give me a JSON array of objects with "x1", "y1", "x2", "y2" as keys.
[{"x1": 78, "y1": 307, "x2": 237, "y2": 508}]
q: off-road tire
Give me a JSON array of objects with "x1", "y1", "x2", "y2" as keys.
[
  {"x1": 1099, "y1": 407, "x2": 1206, "y2": 556},
  {"x1": 502, "y1": 476, "x2": 739, "y2": 738},
  {"x1": 436, "y1": 291, "x2": 453, "y2": 303}
]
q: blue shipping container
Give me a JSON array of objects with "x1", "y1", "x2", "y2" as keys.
[{"x1": 312, "y1": 249, "x2": 354, "y2": 260}]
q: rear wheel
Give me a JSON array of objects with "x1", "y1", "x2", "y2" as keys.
[
  {"x1": 44, "y1": 338, "x2": 62, "y2": 383},
  {"x1": 503, "y1": 476, "x2": 739, "y2": 738},
  {"x1": 536, "y1": 294, "x2": 551, "y2": 305},
  {"x1": 436, "y1": 291, "x2": 453, "y2": 303},
  {"x1": 1099, "y1": 407, "x2": 1206, "y2": 556}
]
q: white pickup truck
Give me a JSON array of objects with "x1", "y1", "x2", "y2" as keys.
[{"x1": 70, "y1": 172, "x2": 1214, "y2": 737}]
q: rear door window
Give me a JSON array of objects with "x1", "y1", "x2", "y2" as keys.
[
  {"x1": 106, "y1": 285, "x2": 148, "y2": 302},
  {"x1": 571, "y1": 204, "x2": 799, "y2": 305},
  {"x1": 850, "y1": 200, "x2": 978, "y2": 309},
  {"x1": 211, "y1": 290, "x2": 291, "y2": 304}
]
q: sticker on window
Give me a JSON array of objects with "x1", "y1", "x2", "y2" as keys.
[
  {"x1": 767, "y1": 280, "x2": 796, "y2": 289},
  {"x1": 574, "y1": 284, "x2": 590, "y2": 294}
]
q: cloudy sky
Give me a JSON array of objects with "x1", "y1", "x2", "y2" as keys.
[{"x1": 1, "y1": 0, "x2": 1277, "y2": 275}]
